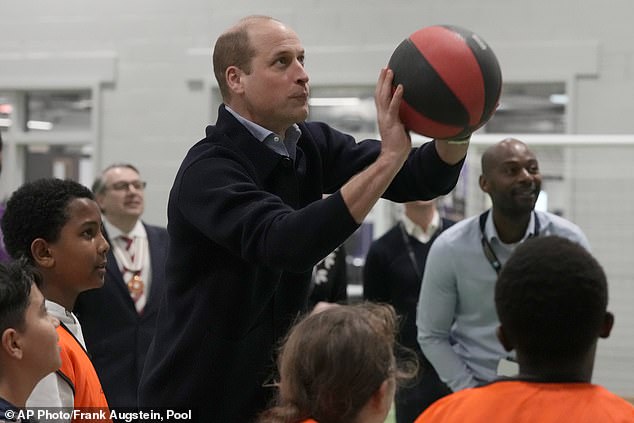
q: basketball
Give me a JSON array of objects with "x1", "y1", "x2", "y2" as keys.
[{"x1": 388, "y1": 25, "x2": 502, "y2": 139}]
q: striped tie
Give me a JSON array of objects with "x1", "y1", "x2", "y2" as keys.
[{"x1": 120, "y1": 235, "x2": 144, "y2": 312}]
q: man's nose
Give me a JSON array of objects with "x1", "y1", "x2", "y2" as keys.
[
  {"x1": 295, "y1": 61, "x2": 309, "y2": 84},
  {"x1": 517, "y1": 167, "x2": 533, "y2": 182}
]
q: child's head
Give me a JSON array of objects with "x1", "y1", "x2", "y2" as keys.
[
  {"x1": 0, "y1": 260, "x2": 60, "y2": 404},
  {"x1": 495, "y1": 236, "x2": 613, "y2": 369},
  {"x1": 1, "y1": 179, "x2": 110, "y2": 304},
  {"x1": 261, "y1": 303, "x2": 415, "y2": 423}
]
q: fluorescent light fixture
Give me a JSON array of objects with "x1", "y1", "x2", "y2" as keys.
[
  {"x1": 27, "y1": 120, "x2": 53, "y2": 131},
  {"x1": 28, "y1": 145, "x2": 51, "y2": 153},
  {"x1": 308, "y1": 97, "x2": 361, "y2": 107},
  {"x1": 0, "y1": 118, "x2": 11, "y2": 127},
  {"x1": 549, "y1": 94, "x2": 568, "y2": 105}
]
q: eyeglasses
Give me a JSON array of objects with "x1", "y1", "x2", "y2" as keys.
[{"x1": 107, "y1": 180, "x2": 147, "y2": 191}]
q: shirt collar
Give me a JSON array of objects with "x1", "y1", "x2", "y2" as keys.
[
  {"x1": 484, "y1": 210, "x2": 537, "y2": 243},
  {"x1": 225, "y1": 105, "x2": 301, "y2": 159},
  {"x1": 45, "y1": 299, "x2": 77, "y2": 325},
  {"x1": 102, "y1": 217, "x2": 147, "y2": 240},
  {"x1": 225, "y1": 105, "x2": 273, "y2": 142},
  {"x1": 45, "y1": 299, "x2": 87, "y2": 348},
  {"x1": 401, "y1": 209, "x2": 441, "y2": 244},
  {"x1": 282, "y1": 124, "x2": 301, "y2": 159}
]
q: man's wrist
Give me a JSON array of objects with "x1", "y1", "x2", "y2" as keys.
[{"x1": 444, "y1": 134, "x2": 471, "y2": 145}]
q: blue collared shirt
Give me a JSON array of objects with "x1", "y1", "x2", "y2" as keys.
[
  {"x1": 416, "y1": 209, "x2": 591, "y2": 392},
  {"x1": 225, "y1": 105, "x2": 301, "y2": 160}
]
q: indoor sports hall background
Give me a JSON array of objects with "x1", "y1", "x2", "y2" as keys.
[{"x1": 1, "y1": 0, "x2": 633, "y2": 401}]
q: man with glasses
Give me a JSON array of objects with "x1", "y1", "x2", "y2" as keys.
[{"x1": 74, "y1": 163, "x2": 169, "y2": 409}]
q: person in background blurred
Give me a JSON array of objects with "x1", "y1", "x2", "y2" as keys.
[
  {"x1": 74, "y1": 163, "x2": 168, "y2": 409},
  {"x1": 364, "y1": 199, "x2": 455, "y2": 422},
  {"x1": 417, "y1": 138, "x2": 590, "y2": 393},
  {"x1": 308, "y1": 244, "x2": 348, "y2": 308}
]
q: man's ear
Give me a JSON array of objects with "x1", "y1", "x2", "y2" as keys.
[
  {"x1": 31, "y1": 238, "x2": 54, "y2": 269},
  {"x1": 95, "y1": 192, "x2": 106, "y2": 212},
  {"x1": 1, "y1": 328, "x2": 23, "y2": 360},
  {"x1": 226, "y1": 66, "x2": 245, "y2": 95},
  {"x1": 496, "y1": 325, "x2": 514, "y2": 352},
  {"x1": 479, "y1": 174, "x2": 489, "y2": 193},
  {"x1": 599, "y1": 311, "x2": 614, "y2": 339}
]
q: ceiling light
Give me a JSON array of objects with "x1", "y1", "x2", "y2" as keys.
[{"x1": 27, "y1": 120, "x2": 53, "y2": 131}]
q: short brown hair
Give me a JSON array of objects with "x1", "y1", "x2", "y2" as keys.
[{"x1": 212, "y1": 16, "x2": 276, "y2": 101}]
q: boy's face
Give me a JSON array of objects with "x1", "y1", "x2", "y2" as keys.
[
  {"x1": 21, "y1": 284, "x2": 61, "y2": 379},
  {"x1": 47, "y1": 198, "x2": 110, "y2": 293}
]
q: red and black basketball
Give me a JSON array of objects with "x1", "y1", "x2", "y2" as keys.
[{"x1": 388, "y1": 25, "x2": 502, "y2": 139}]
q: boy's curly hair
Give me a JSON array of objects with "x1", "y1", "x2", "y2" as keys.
[{"x1": 2, "y1": 178, "x2": 94, "y2": 263}]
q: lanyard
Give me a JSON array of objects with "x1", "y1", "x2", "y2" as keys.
[
  {"x1": 398, "y1": 219, "x2": 443, "y2": 280},
  {"x1": 479, "y1": 210, "x2": 540, "y2": 275}
]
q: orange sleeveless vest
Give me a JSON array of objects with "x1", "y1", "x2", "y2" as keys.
[{"x1": 57, "y1": 324, "x2": 112, "y2": 422}]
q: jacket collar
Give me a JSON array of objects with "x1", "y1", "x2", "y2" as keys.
[{"x1": 208, "y1": 105, "x2": 299, "y2": 181}]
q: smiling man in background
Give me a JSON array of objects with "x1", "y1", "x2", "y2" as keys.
[
  {"x1": 417, "y1": 138, "x2": 590, "y2": 393},
  {"x1": 75, "y1": 163, "x2": 168, "y2": 409}
]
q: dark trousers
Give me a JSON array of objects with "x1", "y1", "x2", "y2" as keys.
[{"x1": 395, "y1": 363, "x2": 451, "y2": 423}]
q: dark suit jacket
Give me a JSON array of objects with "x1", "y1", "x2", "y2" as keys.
[
  {"x1": 74, "y1": 223, "x2": 168, "y2": 409},
  {"x1": 363, "y1": 218, "x2": 456, "y2": 422}
]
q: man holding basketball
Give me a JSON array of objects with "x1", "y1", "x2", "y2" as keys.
[
  {"x1": 417, "y1": 138, "x2": 590, "y2": 393},
  {"x1": 139, "y1": 15, "x2": 472, "y2": 422}
]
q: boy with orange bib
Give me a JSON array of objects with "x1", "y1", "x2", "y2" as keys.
[{"x1": 2, "y1": 179, "x2": 112, "y2": 422}]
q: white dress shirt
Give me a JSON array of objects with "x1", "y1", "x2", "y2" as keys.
[
  {"x1": 26, "y1": 300, "x2": 83, "y2": 422},
  {"x1": 103, "y1": 218, "x2": 151, "y2": 312}
]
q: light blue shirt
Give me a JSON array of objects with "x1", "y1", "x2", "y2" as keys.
[
  {"x1": 225, "y1": 105, "x2": 300, "y2": 160},
  {"x1": 416, "y1": 210, "x2": 590, "y2": 392}
]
